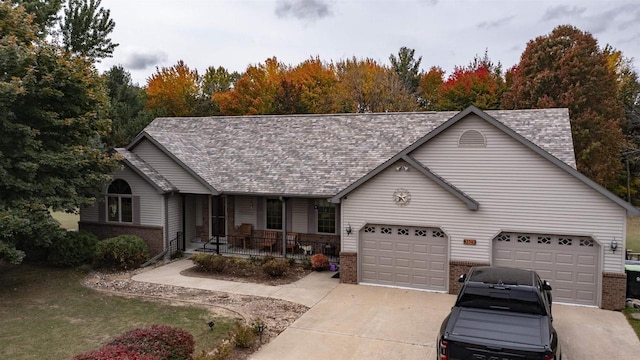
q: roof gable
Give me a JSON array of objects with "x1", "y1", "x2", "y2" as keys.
[
  {"x1": 331, "y1": 106, "x2": 639, "y2": 215},
  {"x1": 114, "y1": 148, "x2": 177, "y2": 194}
]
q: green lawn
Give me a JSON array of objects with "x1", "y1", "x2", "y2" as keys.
[
  {"x1": 628, "y1": 217, "x2": 640, "y2": 253},
  {"x1": 0, "y1": 265, "x2": 236, "y2": 359},
  {"x1": 50, "y1": 210, "x2": 80, "y2": 231}
]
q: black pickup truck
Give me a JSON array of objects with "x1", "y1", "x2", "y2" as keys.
[{"x1": 437, "y1": 266, "x2": 561, "y2": 360}]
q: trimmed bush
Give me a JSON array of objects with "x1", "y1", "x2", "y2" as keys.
[
  {"x1": 105, "y1": 324, "x2": 195, "y2": 360},
  {"x1": 233, "y1": 322, "x2": 257, "y2": 349},
  {"x1": 73, "y1": 345, "x2": 155, "y2": 360},
  {"x1": 262, "y1": 258, "x2": 288, "y2": 277},
  {"x1": 93, "y1": 235, "x2": 149, "y2": 270},
  {"x1": 192, "y1": 253, "x2": 228, "y2": 272},
  {"x1": 48, "y1": 231, "x2": 98, "y2": 267},
  {"x1": 310, "y1": 253, "x2": 330, "y2": 271}
]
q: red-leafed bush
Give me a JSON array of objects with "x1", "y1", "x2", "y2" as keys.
[
  {"x1": 73, "y1": 345, "x2": 155, "y2": 360},
  {"x1": 107, "y1": 324, "x2": 195, "y2": 360},
  {"x1": 73, "y1": 325, "x2": 195, "y2": 360},
  {"x1": 310, "y1": 253, "x2": 329, "y2": 271}
]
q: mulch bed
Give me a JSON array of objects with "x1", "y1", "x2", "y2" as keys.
[{"x1": 181, "y1": 262, "x2": 313, "y2": 286}]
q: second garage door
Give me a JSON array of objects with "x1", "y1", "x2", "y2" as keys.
[
  {"x1": 360, "y1": 225, "x2": 448, "y2": 291},
  {"x1": 493, "y1": 232, "x2": 600, "y2": 306}
]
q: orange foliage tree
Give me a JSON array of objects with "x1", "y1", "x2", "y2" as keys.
[{"x1": 146, "y1": 60, "x2": 202, "y2": 117}]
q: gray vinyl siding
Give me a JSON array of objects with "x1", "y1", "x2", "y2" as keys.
[
  {"x1": 80, "y1": 202, "x2": 99, "y2": 222},
  {"x1": 234, "y1": 196, "x2": 257, "y2": 227},
  {"x1": 291, "y1": 198, "x2": 308, "y2": 233},
  {"x1": 133, "y1": 139, "x2": 211, "y2": 194},
  {"x1": 342, "y1": 115, "x2": 626, "y2": 273},
  {"x1": 167, "y1": 194, "x2": 182, "y2": 242}
]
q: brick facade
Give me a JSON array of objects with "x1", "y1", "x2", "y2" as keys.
[
  {"x1": 602, "y1": 272, "x2": 627, "y2": 310},
  {"x1": 79, "y1": 221, "x2": 164, "y2": 256},
  {"x1": 339, "y1": 251, "x2": 357, "y2": 284},
  {"x1": 449, "y1": 260, "x2": 490, "y2": 295}
]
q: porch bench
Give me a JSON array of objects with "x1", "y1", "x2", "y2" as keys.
[{"x1": 257, "y1": 231, "x2": 279, "y2": 252}]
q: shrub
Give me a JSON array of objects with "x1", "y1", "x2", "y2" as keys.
[
  {"x1": 287, "y1": 257, "x2": 296, "y2": 267},
  {"x1": 73, "y1": 345, "x2": 155, "y2": 360},
  {"x1": 107, "y1": 324, "x2": 195, "y2": 360},
  {"x1": 232, "y1": 322, "x2": 257, "y2": 349},
  {"x1": 192, "y1": 253, "x2": 228, "y2": 272},
  {"x1": 48, "y1": 231, "x2": 98, "y2": 267},
  {"x1": 93, "y1": 235, "x2": 149, "y2": 270},
  {"x1": 301, "y1": 256, "x2": 312, "y2": 270},
  {"x1": 310, "y1": 253, "x2": 329, "y2": 271},
  {"x1": 262, "y1": 258, "x2": 288, "y2": 277}
]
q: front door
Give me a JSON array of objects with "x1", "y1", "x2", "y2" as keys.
[{"x1": 211, "y1": 196, "x2": 226, "y2": 237}]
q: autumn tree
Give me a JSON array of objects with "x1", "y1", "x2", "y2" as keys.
[
  {"x1": 103, "y1": 65, "x2": 153, "y2": 147},
  {"x1": 502, "y1": 25, "x2": 625, "y2": 188},
  {"x1": 389, "y1": 46, "x2": 422, "y2": 95},
  {"x1": 436, "y1": 51, "x2": 505, "y2": 111},
  {"x1": 417, "y1": 66, "x2": 445, "y2": 110},
  {"x1": 146, "y1": 60, "x2": 205, "y2": 117},
  {"x1": 0, "y1": 2, "x2": 119, "y2": 264},
  {"x1": 214, "y1": 57, "x2": 287, "y2": 115},
  {"x1": 336, "y1": 57, "x2": 416, "y2": 113},
  {"x1": 283, "y1": 57, "x2": 341, "y2": 114}
]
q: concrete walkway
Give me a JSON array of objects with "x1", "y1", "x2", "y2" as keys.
[{"x1": 132, "y1": 259, "x2": 339, "y2": 307}]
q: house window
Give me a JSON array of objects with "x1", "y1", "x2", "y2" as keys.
[
  {"x1": 266, "y1": 198, "x2": 282, "y2": 230},
  {"x1": 316, "y1": 199, "x2": 336, "y2": 234},
  {"x1": 107, "y1": 179, "x2": 132, "y2": 223}
]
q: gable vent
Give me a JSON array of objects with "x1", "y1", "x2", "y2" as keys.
[{"x1": 458, "y1": 129, "x2": 486, "y2": 147}]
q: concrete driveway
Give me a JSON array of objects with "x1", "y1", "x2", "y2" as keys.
[{"x1": 251, "y1": 284, "x2": 640, "y2": 360}]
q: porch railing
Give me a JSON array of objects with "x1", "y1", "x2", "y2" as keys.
[
  {"x1": 169, "y1": 231, "x2": 184, "y2": 259},
  {"x1": 197, "y1": 234, "x2": 340, "y2": 263}
]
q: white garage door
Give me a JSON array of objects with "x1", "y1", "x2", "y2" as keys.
[
  {"x1": 493, "y1": 233, "x2": 600, "y2": 306},
  {"x1": 360, "y1": 225, "x2": 448, "y2": 291}
]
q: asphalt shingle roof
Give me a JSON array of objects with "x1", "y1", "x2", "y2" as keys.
[
  {"x1": 137, "y1": 109, "x2": 575, "y2": 197},
  {"x1": 115, "y1": 148, "x2": 177, "y2": 193}
]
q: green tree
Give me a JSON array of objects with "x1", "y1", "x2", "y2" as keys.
[
  {"x1": 12, "y1": 0, "x2": 63, "y2": 37},
  {"x1": 389, "y1": 46, "x2": 422, "y2": 95},
  {"x1": 202, "y1": 66, "x2": 241, "y2": 95},
  {"x1": 60, "y1": 0, "x2": 118, "y2": 60},
  {"x1": 502, "y1": 25, "x2": 626, "y2": 188},
  {"x1": 0, "y1": 2, "x2": 119, "y2": 264},
  {"x1": 103, "y1": 65, "x2": 153, "y2": 147}
]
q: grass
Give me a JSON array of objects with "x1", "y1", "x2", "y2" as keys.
[
  {"x1": 50, "y1": 210, "x2": 80, "y2": 231},
  {"x1": 0, "y1": 264, "x2": 236, "y2": 360},
  {"x1": 623, "y1": 307, "x2": 640, "y2": 339}
]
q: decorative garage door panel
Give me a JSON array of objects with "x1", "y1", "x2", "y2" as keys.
[
  {"x1": 361, "y1": 225, "x2": 448, "y2": 291},
  {"x1": 493, "y1": 233, "x2": 599, "y2": 306}
]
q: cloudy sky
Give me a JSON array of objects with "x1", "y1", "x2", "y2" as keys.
[{"x1": 97, "y1": 0, "x2": 640, "y2": 86}]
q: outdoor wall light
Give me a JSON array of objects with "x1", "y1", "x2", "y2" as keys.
[
  {"x1": 611, "y1": 240, "x2": 618, "y2": 253},
  {"x1": 345, "y1": 223, "x2": 352, "y2": 235}
]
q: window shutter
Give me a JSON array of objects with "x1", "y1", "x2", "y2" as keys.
[
  {"x1": 256, "y1": 197, "x2": 265, "y2": 229},
  {"x1": 133, "y1": 196, "x2": 141, "y2": 225},
  {"x1": 98, "y1": 197, "x2": 106, "y2": 222}
]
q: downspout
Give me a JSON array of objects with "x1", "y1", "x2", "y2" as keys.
[
  {"x1": 280, "y1": 196, "x2": 287, "y2": 257},
  {"x1": 181, "y1": 194, "x2": 186, "y2": 251},
  {"x1": 164, "y1": 193, "x2": 169, "y2": 260}
]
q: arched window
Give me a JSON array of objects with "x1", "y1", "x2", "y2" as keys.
[
  {"x1": 458, "y1": 129, "x2": 486, "y2": 147},
  {"x1": 107, "y1": 179, "x2": 132, "y2": 223}
]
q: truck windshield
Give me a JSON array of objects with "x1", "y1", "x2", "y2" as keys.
[{"x1": 457, "y1": 291, "x2": 545, "y2": 315}]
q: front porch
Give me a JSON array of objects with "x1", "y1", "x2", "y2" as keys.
[{"x1": 182, "y1": 233, "x2": 340, "y2": 264}]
